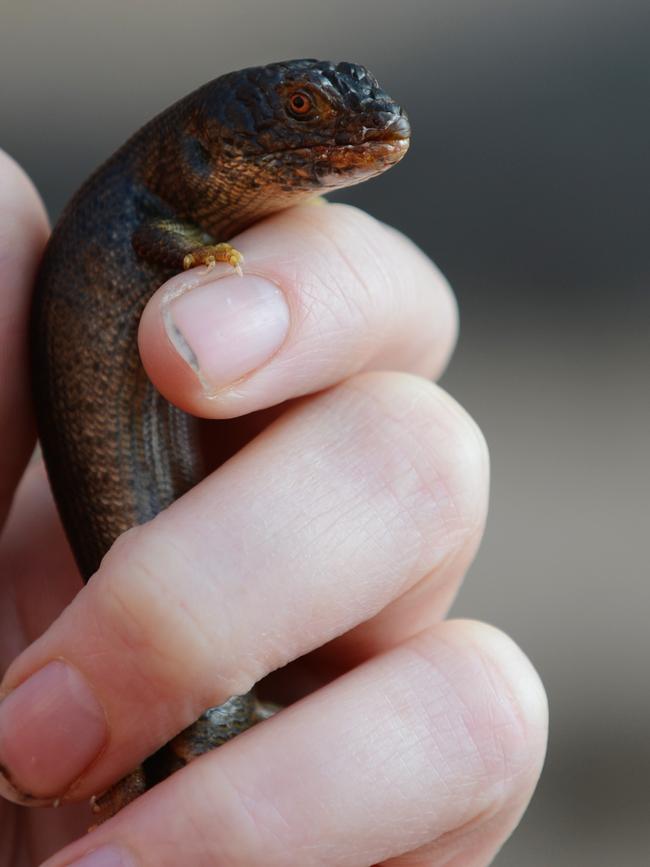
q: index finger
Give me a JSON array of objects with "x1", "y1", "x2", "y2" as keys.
[{"x1": 138, "y1": 203, "x2": 457, "y2": 419}]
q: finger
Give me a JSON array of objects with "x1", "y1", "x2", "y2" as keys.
[
  {"x1": 0, "y1": 150, "x2": 49, "y2": 526},
  {"x1": 0, "y1": 459, "x2": 80, "y2": 661},
  {"x1": 0, "y1": 372, "x2": 487, "y2": 804},
  {"x1": 138, "y1": 203, "x2": 457, "y2": 419},
  {"x1": 257, "y1": 509, "x2": 486, "y2": 706},
  {"x1": 41, "y1": 621, "x2": 548, "y2": 867}
]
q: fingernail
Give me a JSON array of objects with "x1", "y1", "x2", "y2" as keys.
[
  {"x1": 66, "y1": 846, "x2": 136, "y2": 867},
  {"x1": 0, "y1": 660, "x2": 107, "y2": 799},
  {"x1": 164, "y1": 274, "x2": 290, "y2": 394}
]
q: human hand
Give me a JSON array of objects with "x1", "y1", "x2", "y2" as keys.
[{"x1": 0, "y1": 149, "x2": 547, "y2": 866}]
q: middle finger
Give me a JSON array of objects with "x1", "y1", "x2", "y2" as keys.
[{"x1": 0, "y1": 371, "x2": 487, "y2": 807}]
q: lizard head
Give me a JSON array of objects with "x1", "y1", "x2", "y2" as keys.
[{"x1": 192, "y1": 59, "x2": 410, "y2": 195}]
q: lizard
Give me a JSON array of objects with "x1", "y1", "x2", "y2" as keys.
[{"x1": 29, "y1": 58, "x2": 410, "y2": 823}]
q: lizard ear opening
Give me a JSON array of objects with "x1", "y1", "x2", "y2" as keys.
[{"x1": 182, "y1": 134, "x2": 213, "y2": 174}]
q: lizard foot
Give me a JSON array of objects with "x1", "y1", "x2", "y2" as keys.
[
  {"x1": 183, "y1": 243, "x2": 244, "y2": 276},
  {"x1": 89, "y1": 765, "x2": 147, "y2": 828}
]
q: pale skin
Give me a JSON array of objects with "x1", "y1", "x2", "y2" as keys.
[{"x1": 0, "y1": 149, "x2": 548, "y2": 867}]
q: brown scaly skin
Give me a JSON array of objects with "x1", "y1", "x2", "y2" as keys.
[{"x1": 30, "y1": 59, "x2": 410, "y2": 823}]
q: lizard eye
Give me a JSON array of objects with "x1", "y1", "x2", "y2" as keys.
[{"x1": 287, "y1": 91, "x2": 314, "y2": 118}]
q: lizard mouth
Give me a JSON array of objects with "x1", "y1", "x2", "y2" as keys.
[
  {"x1": 316, "y1": 112, "x2": 411, "y2": 185},
  {"x1": 257, "y1": 113, "x2": 410, "y2": 190},
  {"x1": 314, "y1": 137, "x2": 410, "y2": 187},
  {"x1": 330, "y1": 137, "x2": 410, "y2": 166}
]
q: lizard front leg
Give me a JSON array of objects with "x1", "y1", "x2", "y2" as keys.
[{"x1": 132, "y1": 218, "x2": 244, "y2": 275}]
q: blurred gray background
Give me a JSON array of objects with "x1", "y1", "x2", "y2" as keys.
[{"x1": 3, "y1": 0, "x2": 649, "y2": 863}]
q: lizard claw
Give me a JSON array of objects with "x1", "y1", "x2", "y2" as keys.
[{"x1": 183, "y1": 243, "x2": 244, "y2": 275}]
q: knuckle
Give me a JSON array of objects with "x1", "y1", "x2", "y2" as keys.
[
  {"x1": 343, "y1": 372, "x2": 489, "y2": 555},
  {"x1": 96, "y1": 526, "x2": 248, "y2": 708},
  {"x1": 409, "y1": 621, "x2": 548, "y2": 804},
  {"x1": 294, "y1": 202, "x2": 453, "y2": 336}
]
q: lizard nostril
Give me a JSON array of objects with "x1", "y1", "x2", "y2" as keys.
[
  {"x1": 362, "y1": 112, "x2": 411, "y2": 143},
  {"x1": 386, "y1": 113, "x2": 411, "y2": 141}
]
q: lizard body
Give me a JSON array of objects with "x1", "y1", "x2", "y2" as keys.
[{"x1": 30, "y1": 58, "x2": 409, "y2": 820}]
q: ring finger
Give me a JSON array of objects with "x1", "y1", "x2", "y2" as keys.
[{"x1": 42, "y1": 620, "x2": 548, "y2": 867}]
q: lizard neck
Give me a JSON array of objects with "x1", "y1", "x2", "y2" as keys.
[{"x1": 134, "y1": 106, "x2": 315, "y2": 240}]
